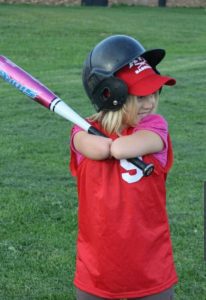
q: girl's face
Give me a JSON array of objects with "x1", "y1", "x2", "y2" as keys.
[{"x1": 136, "y1": 93, "x2": 158, "y2": 121}]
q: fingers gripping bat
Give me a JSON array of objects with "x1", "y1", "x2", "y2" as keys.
[{"x1": 0, "y1": 56, "x2": 154, "y2": 176}]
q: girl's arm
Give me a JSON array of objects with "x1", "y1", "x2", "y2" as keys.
[
  {"x1": 73, "y1": 131, "x2": 113, "y2": 160},
  {"x1": 110, "y1": 130, "x2": 164, "y2": 160}
]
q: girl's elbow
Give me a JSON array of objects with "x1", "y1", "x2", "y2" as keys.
[
  {"x1": 99, "y1": 146, "x2": 110, "y2": 160},
  {"x1": 110, "y1": 144, "x2": 123, "y2": 160},
  {"x1": 96, "y1": 138, "x2": 112, "y2": 160}
]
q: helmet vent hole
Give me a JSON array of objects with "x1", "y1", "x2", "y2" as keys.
[{"x1": 102, "y1": 88, "x2": 111, "y2": 101}]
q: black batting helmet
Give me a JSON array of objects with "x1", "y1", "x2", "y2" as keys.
[{"x1": 82, "y1": 35, "x2": 165, "y2": 112}]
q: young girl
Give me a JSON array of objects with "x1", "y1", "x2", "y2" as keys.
[{"x1": 70, "y1": 35, "x2": 178, "y2": 300}]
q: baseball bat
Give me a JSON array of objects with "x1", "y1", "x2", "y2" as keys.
[{"x1": 0, "y1": 55, "x2": 154, "y2": 176}]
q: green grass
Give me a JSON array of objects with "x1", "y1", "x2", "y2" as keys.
[{"x1": 0, "y1": 3, "x2": 205, "y2": 300}]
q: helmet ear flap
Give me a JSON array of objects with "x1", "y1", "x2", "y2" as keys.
[{"x1": 92, "y1": 77, "x2": 128, "y2": 112}]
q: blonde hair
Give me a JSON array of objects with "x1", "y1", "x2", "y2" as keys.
[
  {"x1": 89, "y1": 95, "x2": 139, "y2": 135},
  {"x1": 89, "y1": 93, "x2": 159, "y2": 135}
]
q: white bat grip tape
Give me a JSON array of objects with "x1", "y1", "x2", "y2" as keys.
[{"x1": 50, "y1": 97, "x2": 90, "y2": 132}]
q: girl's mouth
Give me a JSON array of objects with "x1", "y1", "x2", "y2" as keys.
[{"x1": 138, "y1": 111, "x2": 151, "y2": 116}]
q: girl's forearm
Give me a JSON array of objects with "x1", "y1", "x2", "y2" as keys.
[
  {"x1": 110, "y1": 130, "x2": 164, "y2": 159},
  {"x1": 73, "y1": 131, "x2": 113, "y2": 160}
]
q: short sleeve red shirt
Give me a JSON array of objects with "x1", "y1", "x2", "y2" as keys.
[{"x1": 69, "y1": 118, "x2": 178, "y2": 299}]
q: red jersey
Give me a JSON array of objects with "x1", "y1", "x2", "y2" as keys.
[{"x1": 69, "y1": 121, "x2": 178, "y2": 299}]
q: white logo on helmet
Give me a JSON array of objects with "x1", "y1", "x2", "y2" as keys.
[{"x1": 129, "y1": 57, "x2": 152, "y2": 75}]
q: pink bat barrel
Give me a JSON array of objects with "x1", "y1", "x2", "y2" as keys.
[{"x1": 0, "y1": 56, "x2": 57, "y2": 109}]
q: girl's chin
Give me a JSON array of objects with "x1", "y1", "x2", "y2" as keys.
[
  {"x1": 137, "y1": 110, "x2": 155, "y2": 120},
  {"x1": 137, "y1": 113, "x2": 149, "y2": 120}
]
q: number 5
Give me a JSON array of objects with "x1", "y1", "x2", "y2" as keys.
[{"x1": 120, "y1": 159, "x2": 143, "y2": 183}]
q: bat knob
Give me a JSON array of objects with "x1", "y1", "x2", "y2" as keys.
[{"x1": 143, "y1": 163, "x2": 154, "y2": 176}]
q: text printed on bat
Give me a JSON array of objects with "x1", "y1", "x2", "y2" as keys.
[{"x1": 0, "y1": 70, "x2": 37, "y2": 98}]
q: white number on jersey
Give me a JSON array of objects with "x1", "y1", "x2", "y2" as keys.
[{"x1": 120, "y1": 159, "x2": 143, "y2": 183}]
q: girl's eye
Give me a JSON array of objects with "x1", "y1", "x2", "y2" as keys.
[{"x1": 137, "y1": 96, "x2": 144, "y2": 101}]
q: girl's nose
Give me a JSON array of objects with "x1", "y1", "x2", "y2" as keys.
[{"x1": 143, "y1": 95, "x2": 155, "y2": 109}]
